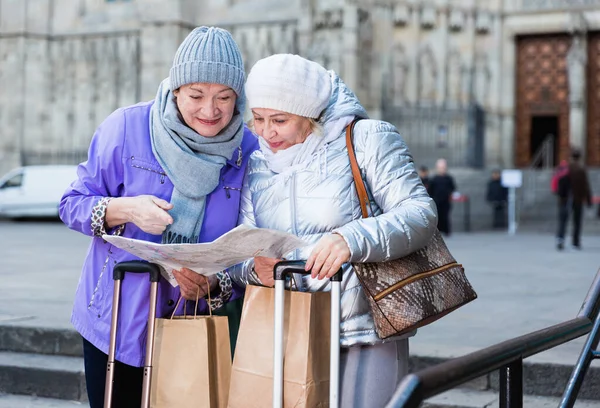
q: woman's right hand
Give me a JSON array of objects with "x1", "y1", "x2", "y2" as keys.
[
  {"x1": 253, "y1": 256, "x2": 282, "y2": 287},
  {"x1": 107, "y1": 195, "x2": 173, "y2": 235},
  {"x1": 129, "y1": 195, "x2": 174, "y2": 234}
]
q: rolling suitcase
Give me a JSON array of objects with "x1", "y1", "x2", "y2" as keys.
[
  {"x1": 104, "y1": 261, "x2": 161, "y2": 408},
  {"x1": 272, "y1": 261, "x2": 343, "y2": 408}
]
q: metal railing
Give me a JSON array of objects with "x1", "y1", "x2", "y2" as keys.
[
  {"x1": 520, "y1": 134, "x2": 554, "y2": 216},
  {"x1": 529, "y1": 134, "x2": 555, "y2": 171},
  {"x1": 560, "y1": 270, "x2": 600, "y2": 407},
  {"x1": 385, "y1": 268, "x2": 600, "y2": 408},
  {"x1": 381, "y1": 105, "x2": 470, "y2": 169}
]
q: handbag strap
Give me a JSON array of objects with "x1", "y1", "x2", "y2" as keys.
[{"x1": 345, "y1": 119, "x2": 370, "y2": 219}]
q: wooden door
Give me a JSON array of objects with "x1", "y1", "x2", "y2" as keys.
[
  {"x1": 515, "y1": 35, "x2": 571, "y2": 167},
  {"x1": 587, "y1": 32, "x2": 600, "y2": 166}
]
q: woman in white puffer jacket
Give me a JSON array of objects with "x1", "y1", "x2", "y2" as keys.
[{"x1": 228, "y1": 54, "x2": 437, "y2": 407}]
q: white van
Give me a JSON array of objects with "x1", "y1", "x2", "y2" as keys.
[{"x1": 0, "y1": 165, "x2": 78, "y2": 218}]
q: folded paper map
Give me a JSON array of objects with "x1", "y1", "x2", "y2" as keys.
[{"x1": 103, "y1": 225, "x2": 308, "y2": 286}]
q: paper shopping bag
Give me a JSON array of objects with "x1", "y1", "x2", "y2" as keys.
[
  {"x1": 150, "y1": 303, "x2": 232, "y2": 408},
  {"x1": 228, "y1": 285, "x2": 331, "y2": 408}
]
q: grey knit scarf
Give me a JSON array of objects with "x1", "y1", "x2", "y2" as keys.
[{"x1": 150, "y1": 78, "x2": 244, "y2": 244}]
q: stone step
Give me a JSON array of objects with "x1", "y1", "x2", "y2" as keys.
[
  {"x1": 2, "y1": 325, "x2": 600, "y2": 402},
  {"x1": 422, "y1": 389, "x2": 600, "y2": 408},
  {"x1": 0, "y1": 394, "x2": 85, "y2": 408},
  {"x1": 0, "y1": 325, "x2": 82, "y2": 357},
  {"x1": 0, "y1": 352, "x2": 86, "y2": 402}
]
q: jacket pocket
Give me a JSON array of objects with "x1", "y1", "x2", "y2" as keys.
[
  {"x1": 87, "y1": 248, "x2": 116, "y2": 319},
  {"x1": 128, "y1": 156, "x2": 167, "y2": 184}
]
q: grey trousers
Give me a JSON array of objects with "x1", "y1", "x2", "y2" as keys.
[{"x1": 339, "y1": 339, "x2": 409, "y2": 408}]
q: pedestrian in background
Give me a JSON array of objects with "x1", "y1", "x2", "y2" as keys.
[
  {"x1": 556, "y1": 149, "x2": 592, "y2": 250},
  {"x1": 418, "y1": 165, "x2": 431, "y2": 192},
  {"x1": 551, "y1": 159, "x2": 569, "y2": 195},
  {"x1": 59, "y1": 27, "x2": 257, "y2": 407},
  {"x1": 429, "y1": 158, "x2": 456, "y2": 236},
  {"x1": 486, "y1": 169, "x2": 508, "y2": 229}
]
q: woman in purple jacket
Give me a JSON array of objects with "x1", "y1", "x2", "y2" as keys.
[{"x1": 60, "y1": 27, "x2": 257, "y2": 407}]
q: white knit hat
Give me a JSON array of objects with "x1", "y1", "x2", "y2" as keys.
[{"x1": 245, "y1": 54, "x2": 332, "y2": 119}]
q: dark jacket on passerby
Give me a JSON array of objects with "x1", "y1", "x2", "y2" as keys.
[
  {"x1": 557, "y1": 163, "x2": 592, "y2": 204},
  {"x1": 486, "y1": 179, "x2": 508, "y2": 203},
  {"x1": 429, "y1": 174, "x2": 456, "y2": 235},
  {"x1": 420, "y1": 176, "x2": 430, "y2": 192},
  {"x1": 556, "y1": 160, "x2": 593, "y2": 249},
  {"x1": 429, "y1": 175, "x2": 456, "y2": 206},
  {"x1": 568, "y1": 163, "x2": 592, "y2": 206}
]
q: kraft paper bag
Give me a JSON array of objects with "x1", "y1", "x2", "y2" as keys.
[
  {"x1": 228, "y1": 284, "x2": 331, "y2": 408},
  {"x1": 150, "y1": 299, "x2": 232, "y2": 408}
]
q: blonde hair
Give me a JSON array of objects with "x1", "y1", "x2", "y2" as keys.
[{"x1": 247, "y1": 115, "x2": 323, "y2": 137}]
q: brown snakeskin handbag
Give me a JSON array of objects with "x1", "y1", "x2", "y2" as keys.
[{"x1": 345, "y1": 120, "x2": 477, "y2": 339}]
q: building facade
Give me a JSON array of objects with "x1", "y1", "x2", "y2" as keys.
[{"x1": 1, "y1": 0, "x2": 600, "y2": 176}]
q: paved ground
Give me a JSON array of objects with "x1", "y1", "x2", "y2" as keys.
[{"x1": 1, "y1": 217, "x2": 599, "y2": 367}]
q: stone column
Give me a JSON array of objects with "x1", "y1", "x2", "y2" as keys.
[
  {"x1": 500, "y1": 22, "x2": 516, "y2": 168},
  {"x1": 567, "y1": 35, "x2": 587, "y2": 161},
  {"x1": 138, "y1": 0, "x2": 186, "y2": 100},
  {"x1": 0, "y1": 0, "x2": 28, "y2": 172},
  {"x1": 296, "y1": 0, "x2": 313, "y2": 56},
  {"x1": 368, "y1": 5, "x2": 394, "y2": 119},
  {"x1": 342, "y1": 4, "x2": 359, "y2": 94}
]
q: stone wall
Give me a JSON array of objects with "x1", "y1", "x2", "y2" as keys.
[{"x1": 2, "y1": 0, "x2": 600, "y2": 177}]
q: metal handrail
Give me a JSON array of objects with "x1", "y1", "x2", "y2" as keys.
[
  {"x1": 560, "y1": 271, "x2": 600, "y2": 407},
  {"x1": 520, "y1": 134, "x2": 554, "y2": 216},
  {"x1": 386, "y1": 268, "x2": 600, "y2": 408},
  {"x1": 528, "y1": 134, "x2": 554, "y2": 171}
]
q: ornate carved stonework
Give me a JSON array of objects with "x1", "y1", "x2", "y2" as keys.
[
  {"x1": 418, "y1": 46, "x2": 438, "y2": 104},
  {"x1": 393, "y1": 4, "x2": 411, "y2": 27},
  {"x1": 448, "y1": 9, "x2": 465, "y2": 32},
  {"x1": 446, "y1": 50, "x2": 464, "y2": 105},
  {"x1": 420, "y1": 6, "x2": 437, "y2": 30},
  {"x1": 358, "y1": 10, "x2": 373, "y2": 99},
  {"x1": 229, "y1": 23, "x2": 297, "y2": 73},
  {"x1": 475, "y1": 11, "x2": 492, "y2": 35},
  {"x1": 389, "y1": 43, "x2": 409, "y2": 106},
  {"x1": 474, "y1": 53, "x2": 491, "y2": 106},
  {"x1": 314, "y1": 9, "x2": 343, "y2": 29}
]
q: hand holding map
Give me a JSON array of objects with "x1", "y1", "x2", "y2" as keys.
[{"x1": 103, "y1": 225, "x2": 308, "y2": 286}]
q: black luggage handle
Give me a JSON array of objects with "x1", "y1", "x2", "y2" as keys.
[
  {"x1": 113, "y1": 261, "x2": 161, "y2": 282},
  {"x1": 273, "y1": 260, "x2": 343, "y2": 282}
]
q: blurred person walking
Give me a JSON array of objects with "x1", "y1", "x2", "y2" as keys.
[
  {"x1": 486, "y1": 169, "x2": 508, "y2": 229},
  {"x1": 429, "y1": 158, "x2": 456, "y2": 236},
  {"x1": 556, "y1": 149, "x2": 592, "y2": 250}
]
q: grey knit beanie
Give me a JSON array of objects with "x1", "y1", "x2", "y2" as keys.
[{"x1": 169, "y1": 26, "x2": 245, "y2": 101}]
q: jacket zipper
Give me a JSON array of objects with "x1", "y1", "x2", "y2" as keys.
[
  {"x1": 372, "y1": 262, "x2": 462, "y2": 302},
  {"x1": 131, "y1": 163, "x2": 166, "y2": 184},
  {"x1": 290, "y1": 173, "x2": 298, "y2": 236},
  {"x1": 289, "y1": 173, "x2": 301, "y2": 290}
]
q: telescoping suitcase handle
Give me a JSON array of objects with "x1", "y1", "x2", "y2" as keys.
[
  {"x1": 272, "y1": 261, "x2": 343, "y2": 408},
  {"x1": 105, "y1": 261, "x2": 161, "y2": 408}
]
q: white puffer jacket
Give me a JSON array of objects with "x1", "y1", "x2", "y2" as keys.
[{"x1": 228, "y1": 72, "x2": 437, "y2": 346}]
